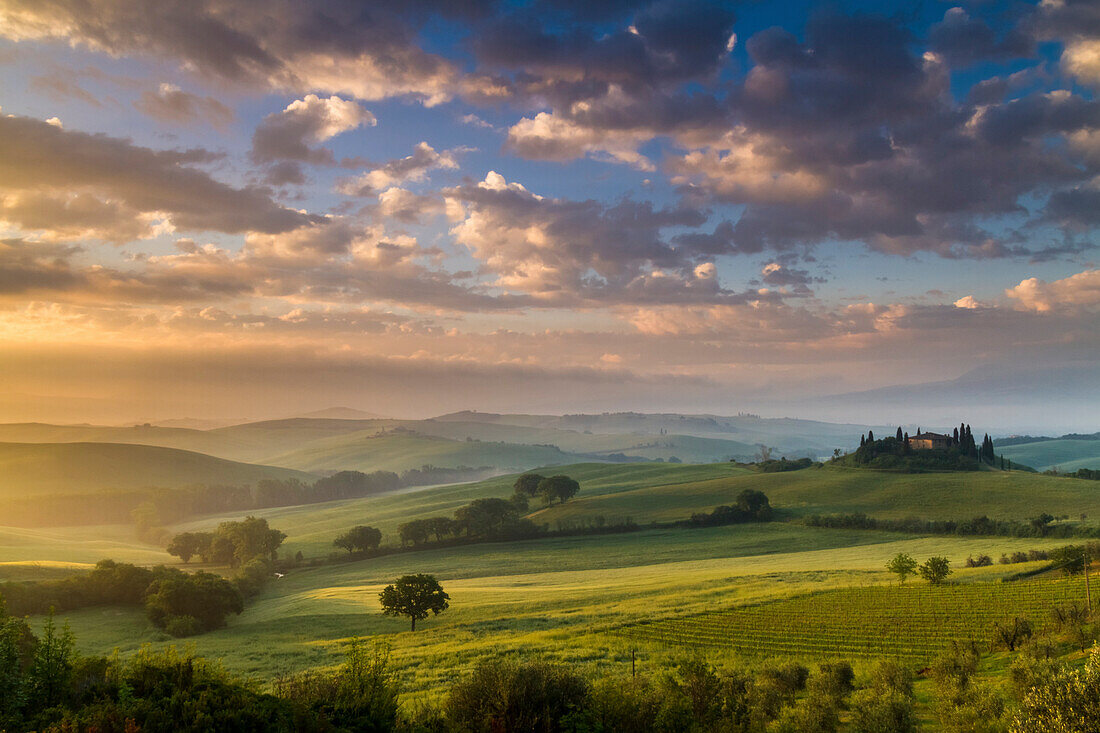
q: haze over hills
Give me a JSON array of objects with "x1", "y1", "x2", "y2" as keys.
[{"x1": 0, "y1": 442, "x2": 315, "y2": 497}]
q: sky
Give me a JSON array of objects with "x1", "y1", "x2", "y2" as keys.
[{"x1": 0, "y1": 0, "x2": 1098, "y2": 429}]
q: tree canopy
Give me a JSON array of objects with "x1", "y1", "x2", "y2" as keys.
[
  {"x1": 379, "y1": 574, "x2": 450, "y2": 631},
  {"x1": 538, "y1": 475, "x2": 580, "y2": 506},
  {"x1": 333, "y1": 525, "x2": 382, "y2": 554}
]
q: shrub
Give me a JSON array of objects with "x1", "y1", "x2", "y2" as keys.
[
  {"x1": 447, "y1": 659, "x2": 587, "y2": 732},
  {"x1": 849, "y1": 687, "x2": 915, "y2": 733},
  {"x1": 144, "y1": 571, "x2": 243, "y2": 634},
  {"x1": 163, "y1": 615, "x2": 202, "y2": 638}
]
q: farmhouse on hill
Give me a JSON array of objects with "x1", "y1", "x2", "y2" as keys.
[{"x1": 909, "y1": 431, "x2": 953, "y2": 450}]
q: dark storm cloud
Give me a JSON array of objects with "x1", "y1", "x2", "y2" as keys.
[{"x1": 928, "y1": 7, "x2": 1033, "y2": 67}]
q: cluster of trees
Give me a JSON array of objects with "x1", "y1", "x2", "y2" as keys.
[
  {"x1": 391, "y1": 474, "x2": 583, "y2": 549},
  {"x1": 0, "y1": 560, "x2": 243, "y2": 637},
  {"x1": 512, "y1": 472, "x2": 580, "y2": 506},
  {"x1": 333, "y1": 525, "x2": 383, "y2": 554},
  {"x1": 837, "y1": 422, "x2": 1008, "y2": 471},
  {"x1": 804, "y1": 511, "x2": 1089, "y2": 538},
  {"x1": 166, "y1": 516, "x2": 287, "y2": 566},
  {"x1": 886, "y1": 553, "x2": 952, "y2": 584},
  {"x1": 687, "y1": 490, "x2": 774, "y2": 527},
  {"x1": 753, "y1": 457, "x2": 816, "y2": 473},
  {"x1": 1046, "y1": 467, "x2": 1100, "y2": 481},
  {"x1": 398, "y1": 496, "x2": 539, "y2": 547}
]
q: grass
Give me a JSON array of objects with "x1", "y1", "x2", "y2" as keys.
[
  {"x1": 262, "y1": 431, "x2": 587, "y2": 474},
  {"x1": 998, "y1": 439, "x2": 1100, "y2": 473},
  {"x1": 45, "y1": 523, "x2": 1074, "y2": 700},
  {"x1": 172, "y1": 461, "x2": 745, "y2": 557},
  {"x1": 0, "y1": 524, "x2": 173, "y2": 565},
  {"x1": 530, "y1": 464, "x2": 1100, "y2": 527},
  {"x1": 0, "y1": 441, "x2": 313, "y2": 497},
  {"x1": 622, "y1": 573, "x2": 1091, "y2": 664}
]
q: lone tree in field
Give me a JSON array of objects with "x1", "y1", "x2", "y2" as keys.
[
  {"x1": 919, "y1": 556, "x2": 952, "y2": 585},
  {"x1": 887, "y1": 552, "x2": 918, "y2": 584},
  {"x1": 379, "y1": 574, "x2": 449, "y2": 631},
  {"x1": 333, "y1": 525, "x2": 382, "y2": 554}
]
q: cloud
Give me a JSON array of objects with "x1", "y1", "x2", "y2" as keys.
[
  {"x1": 1006, "y1": 269, "x2": 1100, "y2": 312},
  {"x1": 376, "y1": 187, "x2": 445, "y2": 224},
  {"x1": 928, "y1": 7, "x2": 1033, "y2": 67},
  {"x1": 0, "y1": 114, "x2": 315, "y2": 237},
  {"x1": 445, "y1": 171, "x2": 768, "y2": 305},
  {"x1": 0, "y1": 0, "x2": 471, "y2": 104},
  {"x1": 134, "y1": 83, "x2": 234, "y2": 128},
  {"x1": 251, "y1": 94, "x2": 375, "y2": 166},
  {"x1": 337, "y1": 142, "x2": 464, "y2": 195}
]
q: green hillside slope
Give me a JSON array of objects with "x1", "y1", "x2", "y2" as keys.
[
  {"x1": 529, "y1": 464, "x2": 1099, "y2": 527},
  {"x1": 998, "y1": 438, "x2": 1100, "y2": 472},
  {"x1": 0, "y1": 442, "x2": 315, "y2": 496},
  {"x1": 261, "y1": 430, "x2": 590, "y2": 473}
]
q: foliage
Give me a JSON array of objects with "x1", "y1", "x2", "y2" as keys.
[
  {"x1": 919, "y1": 556, "x2": 952, "y2": 584},
  {"x1": 275, "y1": 638, "x2": 399, "y2": 732},
  {"x1": 537, "y1": 475, "x2": 581, "y2": 506},
  {"x1": 513, "y1": 472, "x2": 546, "y2": 496},
  {"x1": 166, "y1": 516, "x2": 286, "y2": 567},
  {"x1": 990, "y1": 617, "x2": 1033, "y2": 652},
  {"x1": 835, "y1": 425, "x2": 984, "y2": 472},
  {"x1": 447, "y1": 658, "x2": 587, "y2": 732},
  {"x1": 687, "y1": 489, "x2": 772, "y2": 527},
  {"x1": 1013, "y1": 645, "x2": 1100, "y2": 731},
  {"x1": 887, "y1": 552, "x2": 918, "y2": 583},
  {"x1": 755, "y1": 456, "x2": 815, "y2": 472},
  {"x1": 333, "y1": 525, "x2": 382, "y2": 554},
  {"x1": 144, "y1": 571, "x2": 243, "y2": 635},
  {"x1": 378, "y1": 574, "x2": 450, "y2": 631},
  {"x1": 806, "y1": 511, "x2": 1089, "y2": 539}
]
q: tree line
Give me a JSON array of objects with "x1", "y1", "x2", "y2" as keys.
[
  {"x1": 837, "y1": 422, "x2": 1010, "y2": 471},
  {"x1": 6, "y1": 517, "x2": 288, "y2": 638},
  {"x1": 395, "y1": 473, "x2": 580, "y2": 548},
  {"x1": 804, "y1": 511, "x2": 1095, "y2": 538}
]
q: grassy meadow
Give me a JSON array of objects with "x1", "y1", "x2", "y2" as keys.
[
  {"x1": 46, "y1": 524, "x2": 1074, "y2": 701},
  {"x1": 4, "y1": 457, "x2": 1099, "y2": 721},
  {"x1": 998, "y1": 438, "x2": 1100, "y2": 473}
]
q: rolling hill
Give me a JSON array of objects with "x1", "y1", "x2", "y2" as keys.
[
  {"x1": 996, "y1": 438, "x2": 1100, "y2": 472},
  {"x1": 0, "y1": 442, "x2": 315, "y2": 496}
]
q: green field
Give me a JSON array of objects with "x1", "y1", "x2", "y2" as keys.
[
  {"x1": 170, "y1": 461, "x2": 745, "y2": 557},
  {"x1": 999, "y1": 438, "x2": 1100, "y2": 472},
  {"x1": 6, "y1": 457, "x2": 1099, "y2": 719},
  {"x1": 43, "y1": 522, "x2": 1074, "y2": 699},
  {"x1": 623, "y1": 575, "x2": 1090, "y2": 663},
  {"x1": 531, "y1": 464, "x2": 1100, "y2": 527},
  {"x1": 0, "y1": 441, "x2": 315, "y2": 496}
]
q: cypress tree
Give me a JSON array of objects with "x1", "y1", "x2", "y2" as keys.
[
  {"x1": 860, "y1": 435, "x2": 865, "y2": 448},
  {"x1": 867, "y1": 430, "x2": 874, "y2": 443},
  {"x1": 896, "y1": 427, "x2": 903, "y2": 441},
  {"x1": 953, "y1": 426, "x2": 959, "y2": 444}
]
